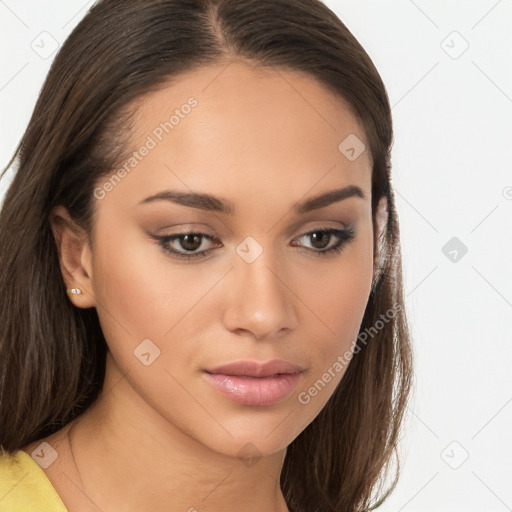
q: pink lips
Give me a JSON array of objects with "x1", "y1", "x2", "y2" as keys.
[{"x1": 204, "y1": 360, "x2": 304, "y2": 406}]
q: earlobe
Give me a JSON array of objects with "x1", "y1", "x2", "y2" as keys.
[
  {"x1": 371, "y1": 195, "x2": 389, "y2": 292},
  {"x1": 49, "y1": 205, "x2": 96, "y2": 308}
]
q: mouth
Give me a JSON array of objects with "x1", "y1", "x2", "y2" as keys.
[{"x1": 203, "y1": 359, "x2": 305, "y2": 406}]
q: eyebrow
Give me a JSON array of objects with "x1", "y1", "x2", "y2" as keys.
[{"x1": 138, "y1": 184, "x2": 365, "y2": 214}]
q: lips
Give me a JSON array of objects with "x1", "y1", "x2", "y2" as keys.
[
  {"x1": 206, "y1": 360, "x2": 304, "y2": 378},
  {"x1": 204, "y1": 359, "x2": 304, "y2": 406}
]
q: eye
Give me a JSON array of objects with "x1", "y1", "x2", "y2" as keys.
[
  {"x1": 152, "y1": 232, "x2": 220, "y2": 260},
  {"x1": 291, "y1": 227, "x2": 356, "y2": 256}
]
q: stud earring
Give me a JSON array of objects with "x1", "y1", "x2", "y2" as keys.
[{"x1": 67, "y1": 288, "x2": 83, "y2": 295}]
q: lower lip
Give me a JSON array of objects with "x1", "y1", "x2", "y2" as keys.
[{"x1": 204, "y1": 372, "x2": 302, "y2": 406}]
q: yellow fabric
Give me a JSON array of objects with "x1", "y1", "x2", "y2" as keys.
[{"x1": 0, "y1": 449, "x2": 68, "y2": 512}]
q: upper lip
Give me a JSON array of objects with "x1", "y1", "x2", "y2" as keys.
[{"x1": 205, "y1": 359, "x2": 304, "y2": 378}]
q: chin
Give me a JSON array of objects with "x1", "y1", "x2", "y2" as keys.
[{"x1": 187, "y1": 403, "x2": 315, "y2": 461}]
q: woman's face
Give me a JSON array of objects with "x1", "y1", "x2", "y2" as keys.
[{"x1": 78, "y1": 61, "x2": 375, "y2": 458}]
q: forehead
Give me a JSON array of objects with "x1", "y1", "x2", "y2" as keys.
[{"x1": 101, "y1": 60, "x2": 372, "y2": 211}]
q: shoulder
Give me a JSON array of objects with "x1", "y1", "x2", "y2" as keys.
[{"x1": 0, "y1": 449, "x2": 68, "y2": 512}]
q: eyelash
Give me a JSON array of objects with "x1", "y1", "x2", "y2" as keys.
[{"x1": 151, "y1": 227, "x2": 356, "y2": 261}]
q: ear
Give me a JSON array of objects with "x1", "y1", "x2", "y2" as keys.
[
  {"x1": 50, "y1": 205, "x2": 96, "y2": 308},
  {"x1": 371, "y1": 195, "x2": 388, "y2": 292}
]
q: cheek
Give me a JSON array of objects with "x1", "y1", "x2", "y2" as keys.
[
  {"x1": 298, "y1": 232, "x2": 373, "y2": 343},
  {"x1": 293, "y1": 231, "x2": 373, "y2": 393},
  {"x1": 89, "y1": 227, "x2": 219, "y2": 414},
  {"x1": 92, "y1": 224, "x2": 208, "y2": 332}
]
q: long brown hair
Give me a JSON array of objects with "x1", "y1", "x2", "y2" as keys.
[{"x1": 0, "y1": 1, "x2": 413, "y2": 510}]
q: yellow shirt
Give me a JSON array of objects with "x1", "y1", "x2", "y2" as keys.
[{"x1": 0, "y1": 449, "x2": 68, "y2": 512}]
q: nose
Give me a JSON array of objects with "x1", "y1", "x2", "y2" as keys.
[{"x1": 222, "y1": 251, "x2": 298, "y2": 340}]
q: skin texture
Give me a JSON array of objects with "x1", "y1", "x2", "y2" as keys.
[{"x1": 23, "y1": 60, "x2": 387, "y2": 512}]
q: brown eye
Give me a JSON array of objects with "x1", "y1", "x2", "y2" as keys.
[
  {"x1": 292, "y1": 227, "x2": 356, "y2": 256},
  {"x1": 153, "y1": 232, "x2": 220, "y2": 260}
]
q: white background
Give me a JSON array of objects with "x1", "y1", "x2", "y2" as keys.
[{"x1": 1, "y1": 1, "x2": 511, "y2": 510}]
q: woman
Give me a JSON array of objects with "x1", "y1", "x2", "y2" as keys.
[{"x1": 0, "y1": 0, "x2": 413, "y2": 510}]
